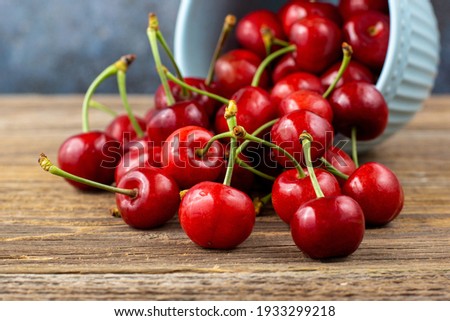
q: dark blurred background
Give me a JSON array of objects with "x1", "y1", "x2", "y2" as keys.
[{"x1": 0, "y1": 0, "x2": 448, "y2": 94}]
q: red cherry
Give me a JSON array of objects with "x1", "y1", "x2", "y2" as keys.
[
  {"x1": 115, "y1": 139, "x2": 163, "y2": 183},
  {"x1": 270, "y1": 72, "x2": 324, "y2": 108},
  {"x1": 116, "y1": 167, "x2": 180, "y2": 229},
  {"x1": 338, "y1": 0, "x2": 389, "y2": 21},
  {"x1": 343, "y1": 11, "x2": 390, "y2": 70},
  {"x1": 323, "y1": 145, "x2": 357, "y2": 186},
  {"x1": 105, "y1": 114, "x2": 146, "y2": 152},
  {"x1": 279, "y1": 0, "x2": 342, "y2": 35},
  {"x1": 343, "y1": 162, "x2": 404, "y2": 226},
  {"x1": 272, "y1": 168, "x2": 341, "y2": 224},
  {"x1": 146, "y1": 100, "x2": 210, "y2": 145},
  {"x1": 58, "y1": 131, "x2": 121, "y2": 191},
  {"x1": 289, "y1": 16, "x2": 342, "y2": 74},
  {"x1": 271, "y1": 52, "x2": 299, "y2": 84},
  {"x1": 236, "y1": 9, "x2": 286, "y2": 58},
  {"x1": 161, "y1": 126, "x2": 225, "y2": 189},
  {"x1": 214, "y1": 86, "x2": 277, "y2": 136},
  {"x1": 278, "y1": 89, "x2": 333, "y2": 122},
  {"x1": 329, "y1": 81, "x2": 388, "y2": 140},
  {"x1": 270, "y1": 110, "x2": 334, "y2": 167},
  {"x1": 154, "y1": 77, "x2": 219, "y2": 117},
  {"x1": 178, "y1": 181, "x2": 255, "y2": 249},
  {"x1": 320, "y1": 60, "x2": 375, "y2": 90},
  {"x1": 290, "y1": 195, "x2": 365, "y2": 259},
  {"x1": 214, "y1": 49, "x2": 269, "y2": 98}
]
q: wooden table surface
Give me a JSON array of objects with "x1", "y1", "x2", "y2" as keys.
[{"x1": 0, "y1": 95, "x2": 449, "y2": 301}]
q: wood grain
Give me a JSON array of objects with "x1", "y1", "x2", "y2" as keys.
[{"x1": 0, "y1": 95, "x2": 449, "y2": 300}]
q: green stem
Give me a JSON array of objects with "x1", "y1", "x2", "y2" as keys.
[
  {"x1": 351, "y1": 127, "x2": 359, "y2": 168},
  {"x1": 38, "y1": 154, "x2": 137, "y2": 197},
  {"x1": 322, "y1": 42, "x2": 353, "y2": 99},
  {"x1": 300, "y1": 133, "x2": 324, "y2": 198},
  {"x1": 165, "y1": 67, "x2": 229, "y2": 105},
  {"x1": 205, "y1": 14, "x2": 236, "y2": 86},
  {"x1": 251, "y1": 44, "x2": 296, "y2": 87},
  {"x1": 235, "y1": 158, "x2": 276, "y2": 181},
  {"x1": 235, "y1": 118, "x2": 279, "y2": 157},
  {"x1": 89, "y1": 100, "x2": 117, "y2": 117},
  {"x1": 223, "y1": 101, "x2": 238, "y2": 186},
  {"x1": 117, "y1": 70, "x2": 145, "y2": 138},
  {"x1": 196, "y1": 132, "x2": 234, "y2": 157},
  {"x1": 147, "y1": 13, "x2": 175, "y2": 106},
  {"x1": 81, "y1": 64, "x2": 118, "y2": 132},
  {"x1": 272, "y1": 38, "x2": 290, "y2": 47},
  {"x1": 320, "y1": 157, "x2": 349, "y2": 180}
]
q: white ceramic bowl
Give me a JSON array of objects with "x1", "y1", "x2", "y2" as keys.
[{"x1": 174, "y1": 0, "x2": 440, "y2": 150}]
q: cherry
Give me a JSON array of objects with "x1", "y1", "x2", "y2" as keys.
[
  {"x1": 58, "y1": 131, "x2": 121, "y2": 191},
  {"x1": 279, "y1": 0, "x2": 342, "y2": 35},
  {"x1": 290, "y1": 195, "x2": 365, "y2": 259},
  {"x1": 343, "y1": 11, "x2": 390, "y2": 70},
  {"x1": 116, "y1": 167, "x2": 180, "y2": 229},
  {"x1": 270, "y1": 110, "x2": 333, "y2": 167},
  {"x1": 161, "y1": 126, "x2": 225, "y2": 189},
  {"x1": 343, "y1": 162, "x2": 404, "y2": 226},
  {"x1": 277, "y1": 89, "x2": 333, "y2": 122},
  {"x1": 322, "y1": 145, "x2": 356, "y2": 186},
  {"x1": 146, "y1": 100, "x2": 210, "y2": 145},
  {"x1": 271, "y1": 52, "x2": 299, "y2": 84},
  {"x1": 236, "y1": 9, "x2": 286, "y2": 58},
  {"x1": 105, "y1": 114, "x2": 146, "y2": 151},
  {"x1": 270, "y1": 72, "x2": 324, "y2": 108},
  {"x1": 154, "y1": 77, "x2": 219, "y2": 117},
  {"x1": 320, "y1": 60, "x2": 375, "y2": 90},
  {"x1": 178, "y1": 181, "x2": 255, "y2": 249},
  {"x1": 289, "y1": 16, "x2": 342, "y2": 74},
  {"x1": 214, "y1": 49, "x2": 269, "y2": 98},
  {"x1": 329, "y1": 81, "x2": 388, "y2": 141},
  {"x1": 272, "y1": 168, "x2": 341, "y2": 224},
  {"x1": 338, "y1": 0, "x2": 389, "y2": 21}
]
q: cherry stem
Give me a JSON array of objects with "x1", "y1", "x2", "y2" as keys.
[
  {"x1": 320, "y1": 157, "x2": 350, "y2": 180},
  {"x1": 117, "y1": 69, "x2": 145, "y2": 138},
  {"x1": 223, "y1": 100, "x2": 238, "y2": 186},
  {"x1": 234, "y1": 126, "x2": 306, "y2": 179},
  {"x1": 196, "y1": 132, "x2": 234, "y2": 157},
  {"x1": 89, "y1": 100, "x2": 118, "y2": 117},
  {"x1": 300, "y1": 133, "x2": 325, "y2": 198},
  {"x1": 235, "y1": 118, "x2": 279, "y2": 157},
  {"x1": 351, "y1": 127, "x2": 360, "y2": 168},
  {"x1": 205, "y1": 14, "x2": 236, "y2": 86},
  {"x1": 261, "y1": 26, "x2": 273, "y2": 56},
  {"x1": 272, "y1": 38, "x2": 290, "y2": 47},
  {"x1": 253, "y1": 192, "x2": 272, "y2": 216},
  {"x1": 251, "y1": 44, "x2": 296, "y2": 87},
  {"x1": 322, "y1": 42, "x2": 353, "y2": 99},
  {"x1": 164, "y1": 67, "x2": 229, "y2": 105},
  {"x1": 38, "y1": 153, "x2": 137, "y2": 198},
  {"x1": 147, "y1": 13, "x2": 175, "y2": 106},
  {"x1": 81, "y1": 62, "x2": 119, "y2": 132},
  {"x1": 235, "y1": 157, "x2": 276, "y2": 181}
]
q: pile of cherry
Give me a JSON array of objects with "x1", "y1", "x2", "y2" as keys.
[{"x1": 39, "y1": 0, "x2": 404, "y2": 260}]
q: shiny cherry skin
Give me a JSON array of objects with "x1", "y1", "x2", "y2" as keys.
[
  {"x1": 343, "y1": 162, "x2": 404, "y2": 226},
  {"x1": 321, "y1": 60, "x2": 375, "y2": 90},
  {"x1": 179, "y1": 181, "x2": 256, "y2": 249},
  {"x1": 343, "y1": 11, "x2": 390, "y2": 70},
  {"x1": 272, "y1": 168, "x2": 341, "y2": 224},
  {"x1": 290, "y1": 195, "x2": 365, "y2": 259},
  {"x1": 290, "y1": 16, "x2": 342, "y2": 74},
  {"x1": 278, "y1": 89, "x2": 333, "y2": 122},
  {"x1": 154, "y1": 77, "x2": 219, "y2": 117},
  {"x1": 214, "y1": 49, "x2": 269, "y2": 98},
  {"x1": 236, "y1": 9, "x2": 286, "y2": 58},
  {"x1": 271, "y1": 52, "x2": 299, "y2": 84},
  {"x1": 146, "y1": 100, "x2": 210, "y2": 145},
  {"x1": 270, "y1": 109, "x2": 334, "y2": 168},
  {"x1": 338, "y1": 0, "x2": 389, "y2": 21},
  {"x1": 116, "y1": 167, "x2": 180, "y2": 229},
  {"x1": 105, "y1": 114, "x2": 146, "y2": 151},
  {"x1": 115, "y1": 139, "x2": 163, "y2": 183},
  {"x1": 279, "y1": 0, "x2": 342, "y2": 35},
  {"x1": 214, "y1": 86, "x2": 277, "y2": 136},
  {"x1": 58, "y1": 131, "x2": 121, "y2": 191},
  {"x1": 329, "y1": 81, "x2": 388, "y2": 140},
  {"x1": 322, "y1": 145, "x2": 357, "y2": 186},
  {"x1": 161, "y1": 126, "x2": 225, "y2": 189},
  {"x1": 270, "y1": 72, "x2": 324, "y2": 108}
]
